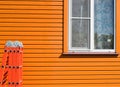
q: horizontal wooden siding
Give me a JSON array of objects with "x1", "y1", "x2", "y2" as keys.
[{"x1": 0, "y1": 0, "x2": 120, "y2": 87}]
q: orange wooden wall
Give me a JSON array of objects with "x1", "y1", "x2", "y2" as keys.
[{"x1": 0, "y1": 0, "x2": 120, "y2": 87}]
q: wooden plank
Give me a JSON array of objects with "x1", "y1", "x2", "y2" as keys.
[
  {"x1": 8, "y1": 58, "x2": 120, "y2": 62},
  {"x1": 0, "y1": 19, "x2": 63, "y2": 23},
  {"x1": 22, "y1": 80, "x2": 120, "y2": 84},
  {"x1": 0, "y1": 0, "x2": 63, "y2": 1},
  {"x1": 22, "y1": 71, "x2": 120, "y2": 76},
  {"x1": 22, "y1": 75, "x2": 120, "y2": 80},
  {"x1": 22, "y1": 67, "x2": 120, "y2": 71},
  {"x1": 1, "y1": 58, "x2": 120, "y2": 63},
  {"x1": 0, "y1": 49, "x2": 62, "y2": 54},
  {"x1": 22, "y1": 84, "x2": 120, "y2": 87},
  {"x1": 21, "y1": 58, "x2": 120, "y2": 62},
  {"x1": 0, "y1": 36, "x2": 62, "y2": 40},
  {"x1": 0, "y1": 23, "x2": 62, "y2": 27},
  {"x1": 116, "y1": 0, "x2": 120, "y2": 53},
  {"x1": 0, "y1": 1, "x2": 63, "y2": 5},
  {"x1": 0, "y1": 58, "x2": 118, "y2": 62},
  {"x1": 0, "y1": 40, "x2": 62, "y2": 45},
  {"x1": 63, "y1": 0, "x2": 68, "y2": 53},
  {"x1": 22, "y1": 62, "x2": 120, "y2": 67},
  {"x1": 0, "y1": 55, "x2": 119, "y2": 62},
  {"x1": 0, "y1": 58, "x2": 120, "y2": 63},
  {"x1": 0, "y1": 28, "x2": 62, "y2": 32},
  {"x1": 0, "y1": 10, "x2": 62, "y2": 14},
  {"x1": 0, "y1": 5, "x2": 62, "y2": 10},
  {"x1": 0, "y1": 14, "x2": 63, "y2": 18},
  {"x1": 0, "y1": 45, "x2": 62, "y2": 49},
  {"x1": 0, "y1": 54, "x2": 61, "y2": 58},
  {"x1": 0, "y1": 32, "x2": 62, "y2": 36}
]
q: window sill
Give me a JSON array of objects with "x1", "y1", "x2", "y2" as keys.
[{"x1": 63, "y1": 52, "x2": 118, "y2": 56}]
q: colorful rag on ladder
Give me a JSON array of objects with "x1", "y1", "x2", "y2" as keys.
[{"x1": 0, "y1": 41, "x2": 23, "y2": 87}]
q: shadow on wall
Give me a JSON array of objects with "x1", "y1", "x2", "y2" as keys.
[{"x1": 59, "y1": 53, "x2": 118, "y2": 58}]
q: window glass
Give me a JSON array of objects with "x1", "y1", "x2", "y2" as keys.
[
  {"x1": 72, "y1": 0, "x2": 90, "y2": 17},
  {"x1": 94, "y1": 0, "x2": 114, "y2": 49},
  {"x1": 72, "y1": 19, "x2": 90, "y2": 48}
]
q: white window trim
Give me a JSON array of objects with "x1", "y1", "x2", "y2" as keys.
[{"x1": 68, "y1": 0, "x2": 116, "y2": 52}]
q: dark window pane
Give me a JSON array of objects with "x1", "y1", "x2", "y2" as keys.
[
  {"x1": 94, "y1": 0, "x2": 114, "y2": 49},
  {"x1": 72, "y1": 19, "x2": 90, "y2": 48},
  {"x1": 72, "y1": 0, "x2": 90, "y2": 17}
]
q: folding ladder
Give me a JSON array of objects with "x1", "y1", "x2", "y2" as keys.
[{"x1": 0, "y1": 41, "x2": 23, "y2": 87}]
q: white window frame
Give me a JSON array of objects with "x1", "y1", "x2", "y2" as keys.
[{"x1": 68, "y1": 0, "x2": 116, "y2": 52}]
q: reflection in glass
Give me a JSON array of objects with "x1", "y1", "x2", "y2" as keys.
[
  {"x1": 72, "y1": 0, "x2": 90, "y2": 17},
  {"x1": 72, "y1": 19, "x2": 90, "y2": 48},
  {"x1": 94, "y1": 0, "x2": 114, "y2": 49}
]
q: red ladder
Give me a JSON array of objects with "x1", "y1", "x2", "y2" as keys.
[{"x1": 0, "y1": 42, "x2": 23, "y2": 87}]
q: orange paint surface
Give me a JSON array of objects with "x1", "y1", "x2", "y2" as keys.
[{"x1": 0, "y1": 0, "x2": 120, "y2": 87}]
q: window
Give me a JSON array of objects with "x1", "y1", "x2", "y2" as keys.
[{"x1": 68, "y1": 0, "x2": 115, "y2": 52}]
